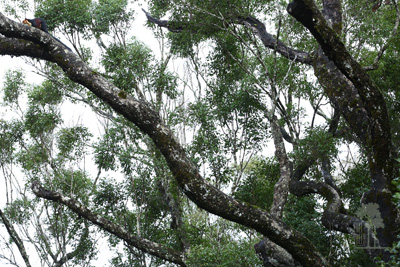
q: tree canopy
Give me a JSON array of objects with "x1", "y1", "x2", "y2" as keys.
[{"x1": 0, "y1": 0, "x2": 399, "y2": 266}]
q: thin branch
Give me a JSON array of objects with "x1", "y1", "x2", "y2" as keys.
[
  {"x1": 0, "y1": 209, "x2": 32, "y2": 267},
  {"x1": 53, "y1": 224, "x2": 89, "y2": 267},
  {"x1": 364, "y1": 0, "x2": 400, "y2": 70}
]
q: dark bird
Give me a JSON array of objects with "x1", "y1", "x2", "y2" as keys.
[{"x1": 22, "y1": 18, "x2": 72, "y2": 51}]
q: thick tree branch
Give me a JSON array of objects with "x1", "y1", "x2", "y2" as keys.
[
  {"x1": 142, "y1": 9, "x2": 312, "y2": 65},
  {"x1": 287, "y1": 0, "x2": 394, "y2": 183},
  {"x1": 254, "y1": 115, "x2": 293, "y2": 267},
  {"x1": 142, "y1": 9, "x2": 185, "y2": 32},
  {"x1": 236, "y1": 15, "x2": 312, "y2": 65},
  {"x1": 0, "y1": 12, "x2": 329, "y2": 266},
  {"x1": 288, "y1": 1, "x2": 399, "y2": 260},
  {"x1": 321, "y1": 160, "x2": 341, "y2": 196},
  {"x1": 289, "y1": 179, "x2": 381, "y2": 250},
  {"x1": 31, "y1": 181, "x2": 187, "y2": 266},
  {"x1": 0, "y1": 36, "x2": 55, "y2": 61},
  {"x1": 254, "y1": 237, "x2": 298, "y2": 267}
]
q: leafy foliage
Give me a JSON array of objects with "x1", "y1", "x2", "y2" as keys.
[
  {"x1": 187, "y1": 239, "x2": 262, "y2": 267},
  {"x1": 2, "y1": 69, "x2": 25, "y2": 104},
  {"x1": 36, "y1": 0, "x2": 93, "y2": 35},
  {"x1": 234, "y1": 157, "x2": 279, "y2": 210},
  {"x1": 1, "y1": 0, "x2": 400, "y2": 266}
]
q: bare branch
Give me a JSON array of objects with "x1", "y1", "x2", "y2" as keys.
[
  {"x1": 236, "y1": 15, "x2": 312, "y2": 64},
  {"x1": 142, "y1": 9, "x2": 184, "y2": 33}
]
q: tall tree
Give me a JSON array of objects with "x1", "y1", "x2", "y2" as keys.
[{"x1": 0, "y1": 0, "x2": 399, "y2": 266}]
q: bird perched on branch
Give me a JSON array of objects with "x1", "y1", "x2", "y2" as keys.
[{"x1": 22, "y1": 18, "x2": 72, "y2": 51}]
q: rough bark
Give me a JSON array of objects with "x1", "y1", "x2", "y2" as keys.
[
  {"x1": 287, "y1": 0, "x2": 395, "y2": 183},
  {"x1": 31, "y1": 181, "x2": 187, "y2": 266},
  {"x1": 270, "y1": 117, "x2": 291, "y2": 219},
  {"x1": 254, "y1": 114, "x2": 293, "y2": 265},
  {"x1": 236, "y1": 15, "x2": 312, "y2": 65},
  {"x1": 254, "y1": 237, "x2": 300, "y2": 267},
  {"x1": 288, "y1": 0, "x2": 399, "y2": 260},
  {"x1": 0, "y1": 13, "x2": 329, "y2": 266}
]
